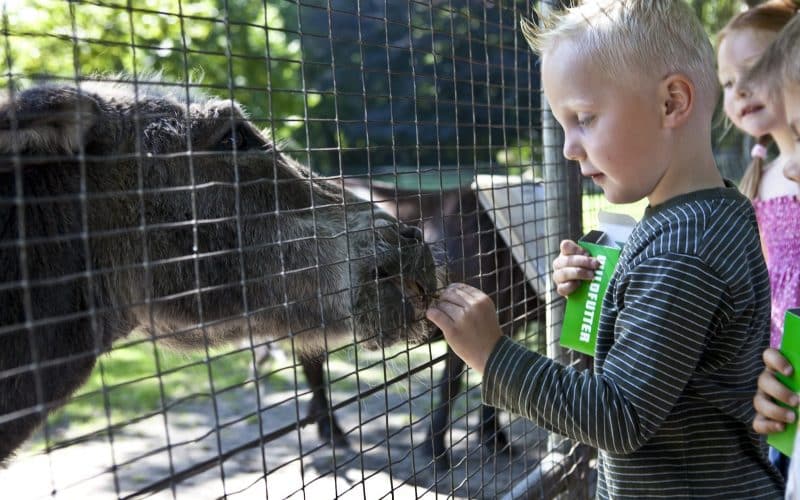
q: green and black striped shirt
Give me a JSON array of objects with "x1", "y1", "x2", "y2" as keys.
[{"x1": 483, "y1": 184, "x2": 784, "y2": 498}]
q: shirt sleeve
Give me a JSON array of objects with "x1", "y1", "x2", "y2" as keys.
[{"x1": 482, "y1": 253, "x2": 728, "y2": 454}]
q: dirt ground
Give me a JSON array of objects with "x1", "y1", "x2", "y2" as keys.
[{"x1": 2, "y1": 344, "x2": 565, "y2": 500}]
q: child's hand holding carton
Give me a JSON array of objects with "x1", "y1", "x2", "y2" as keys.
[
  {"x1": 559, "y1": 211, "x2": 636, "y2": 356},
  {"x1": 767, "y1": 309, "x2": 800, "y2": 456}
]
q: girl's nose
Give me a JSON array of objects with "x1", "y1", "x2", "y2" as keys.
[
  {"x1": 734, "y1": 81, "x2": 752, "y2": 99},
  {"x1": 784, "y1": 157, "x2": 800, "y2": 184}
]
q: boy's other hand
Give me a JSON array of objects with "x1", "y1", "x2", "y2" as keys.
[
  {"x1": 753, "y1": 348, "x2": 799, "y2": 434},
  {"x1": 552, "y1": 239, "x2": 600, "y2": 297},
  {"x1": 425, "y1": 283, "x2": 503, "y2": 375}
]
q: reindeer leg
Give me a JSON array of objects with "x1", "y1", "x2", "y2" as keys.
[
  {"x1": 479, "y1": 402, "x2": 522, "y2": 458},
  {"x1": 423, "y1": 347, "x2": 465, "y2": 470},
  {"x1": 301, "y1": 355, "x2": 349, "y2": 448}
]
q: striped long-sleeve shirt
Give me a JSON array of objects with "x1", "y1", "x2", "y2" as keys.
[{"x1": 482, "y1": 184, "x2": 784, "y2": 498}]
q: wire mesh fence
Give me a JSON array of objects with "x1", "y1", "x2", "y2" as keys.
[{"x1": 0, "y1": 0, "x2": 599, "y2": 498}]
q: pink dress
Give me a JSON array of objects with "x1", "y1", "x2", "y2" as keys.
[{"x1": 753, "y1": 195, "x2": 800, "y2": 348}]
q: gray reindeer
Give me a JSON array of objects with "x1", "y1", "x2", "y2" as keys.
[{"x1": 0, "y1": 81, "x2": 438, "y2": 462}]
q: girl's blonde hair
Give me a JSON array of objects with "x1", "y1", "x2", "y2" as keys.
[
  {"x1": 716, "y1": 0, "x2": 799, "y2": 200},
  {"x1": 743, "y1": 9, "x2": 800, "y2": 91},
  {"x1": 521, "y1": 0, "x2": 719, "y2": 116}
]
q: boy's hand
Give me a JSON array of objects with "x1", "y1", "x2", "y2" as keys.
[
  {"x1": 425, "y1": 283, "x2": 503, "y2": 375},
  {"x1": 753, "y1": 348, "x2": 799, "y2": 434},
  {"x1": 552, "y1": 239, "x2": 600, "y2": 297}
]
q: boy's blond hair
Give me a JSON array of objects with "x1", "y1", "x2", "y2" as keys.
[
  {"x1": 743, "y1": 13, "x2": 800, "y2": 92},
  {"x1": 522, "y1": 0, "x2": 718, "y2": 115}
]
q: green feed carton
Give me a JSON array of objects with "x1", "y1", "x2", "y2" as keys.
[
  {"x1": 767, "y1": 308, "x2": 800, "y2": 457},
  {"x1": 560, "y1": 211, "x2": 636, "y2": 356}
]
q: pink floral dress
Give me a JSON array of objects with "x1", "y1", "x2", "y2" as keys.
[{"x1": 753, "y1": 195, "x2": 800, "y2": 348}]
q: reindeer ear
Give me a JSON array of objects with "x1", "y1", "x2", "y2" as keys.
[{"x1": 0, "y1": 86, "x2": 100, "y2": 154}]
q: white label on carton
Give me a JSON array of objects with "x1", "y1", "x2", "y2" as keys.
[{"x1": 598, "y1": 210, "x2": 637, "y2": 247}]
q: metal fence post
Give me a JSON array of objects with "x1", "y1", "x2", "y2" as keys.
[
  {"x1": 541, "y1": 0, "x2": 591, "y2": 495},
  {"x1": 501, "y1": 1, "x2": 589, "y2": 498}
]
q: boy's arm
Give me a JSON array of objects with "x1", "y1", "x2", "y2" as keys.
[{"x1": 481, "y1": 253, "x2": 733, "y2": 454}]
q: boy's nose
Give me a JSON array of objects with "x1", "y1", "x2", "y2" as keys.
[{"x1": 563, "y1": 135, "x2": 585, "y2": 162}]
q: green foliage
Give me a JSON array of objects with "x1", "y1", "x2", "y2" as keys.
[
  {"x1": 689, "y1": 0, "x2": 745, "y2": 36},
  {"x1": 4, "y1": 0, "x2": 539, "y2": 175},
  {"x1": 282, "y1": 0, "x2": 539, "y2": 174},
  {"x1": 5, "y1": 0, "x2": 307, "y2": 140},
  {"x1": 5, "y1": 0, "x2": 750, "y2": 178}
]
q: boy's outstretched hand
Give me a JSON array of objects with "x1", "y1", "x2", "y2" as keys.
[
  {"x1": 753, "y1": 348, "x2": 799, "y2": 434},
  {"x1": 426, "y1": 283, "x2": 503, "y2": 375},
  {"x1": 552, "y1": 239, "x2": 599, "y2": 297}
]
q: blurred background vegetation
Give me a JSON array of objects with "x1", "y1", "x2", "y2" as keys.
[{"x1": 3, "y1": 0, "x2": 758, "y2": 183}]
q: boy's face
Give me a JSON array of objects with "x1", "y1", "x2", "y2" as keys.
[
  {"x1": 541, "y1": 40, "x2": 669, "y2": 204},
  {"x1": 783, "y1": 83, "x2": 800, "y2": 185},
  {"x1": 718, "y1": 29, "x2": 786, "y2": 139}
]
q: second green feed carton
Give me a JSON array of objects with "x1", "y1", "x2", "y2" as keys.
[
  {"x1": 560, "y1": 211, "x2": 637, "y2": 356},
  {"x1": 767, "y1": 308, "x2": 800, "y2": 457}
]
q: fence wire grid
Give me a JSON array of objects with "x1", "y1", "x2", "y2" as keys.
[{"x1": 0, "y1": 0, "x2": 601, "y2": 499}]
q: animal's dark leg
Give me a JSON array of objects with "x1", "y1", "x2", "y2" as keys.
[
  {"x1": 301, "y1": 355, "x2": 349, "y2": 448},
  {"x1": 0, "y1": 320, "x2": 97, "y2": 463},
  {"x1": 479, "y1": 402, "x2": 521, "y2": 457},
  {"x1": 423, "y1": 347, "x2": 465, "y2": 469}
]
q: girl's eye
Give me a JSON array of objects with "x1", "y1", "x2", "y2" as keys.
[
  {"x1": 721, "y1": 80, "x2": 733, "y2": 89},
  {"x1": 577, "y1": 115, "x2": 594, "y2": 127}
]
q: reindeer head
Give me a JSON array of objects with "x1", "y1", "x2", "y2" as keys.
[{"x1": 0, "y1": 81, "x2": 439, "y2": 354}]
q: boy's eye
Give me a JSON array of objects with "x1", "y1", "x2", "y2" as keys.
[{"x1": 577, "y1": 115, "x2": 594, "y2": 127}]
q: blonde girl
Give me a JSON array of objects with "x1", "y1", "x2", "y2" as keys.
[{"x1": 717, "y1": 0, "x2": 800, "y2": 350}]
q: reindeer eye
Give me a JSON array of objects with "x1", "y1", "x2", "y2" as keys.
[{"x1": 216, "y1": 126, "x2": 250, "y2": 151}]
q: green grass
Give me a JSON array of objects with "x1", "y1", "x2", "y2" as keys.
[{"x1": 36, "y1": 340, "x2": 265, "y2": 449}]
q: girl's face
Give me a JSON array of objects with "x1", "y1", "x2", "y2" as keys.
[{"x1": 718, "y1": 29, "x2": 787, "y2": 138}]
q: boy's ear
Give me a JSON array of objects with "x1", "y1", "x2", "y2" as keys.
[
  {"x1": 659, "y1": 73, "x2": 694, "y2": 129},
  {"x1": 0, "y1": 86, "x2": 100, "y2": 155}
]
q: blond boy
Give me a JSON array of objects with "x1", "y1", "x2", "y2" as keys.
[{"x1": 427, "y1": 1, "x2": 783, "y2": 497}]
